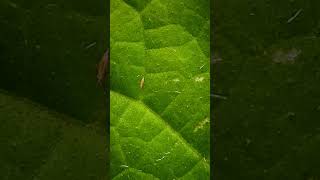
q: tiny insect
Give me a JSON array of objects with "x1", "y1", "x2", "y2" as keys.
[
  {"x1": 96, "y1": 49, "x2": 109, "y2": 89},
  {"x1": 140, "y1": 76, "x2": 145, "y2": 89}
]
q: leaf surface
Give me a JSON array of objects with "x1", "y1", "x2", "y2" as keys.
[
  {"x1": 110, "y1": 0, "x2": 210, "y2": 179},
  {"x1": 0, "y1": 91, "x2": 107, "y2": 180}
]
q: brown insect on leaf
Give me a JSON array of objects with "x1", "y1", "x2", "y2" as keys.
[{"x1": 96, "y1": 49, "x2": 109, "y2": 89}]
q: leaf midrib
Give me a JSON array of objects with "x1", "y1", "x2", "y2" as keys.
[{"x1": 111, "y1": 91, "x2": 210, "y2": 166}]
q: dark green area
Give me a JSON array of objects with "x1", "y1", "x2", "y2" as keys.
[
  {"x1": 213, "y1": 0, "x2": 320, "y2": 179},
  {"x1": 0, "y1": 0, "x2": 108, "y2": 123},
  {"x1": 0, "y1": 0, "x2": 108, "y2": 179},
  {"x1": 0, "y1": 90, "x2": 107, "y2": 180}
]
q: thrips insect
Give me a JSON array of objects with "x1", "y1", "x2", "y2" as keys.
[{"x1": 140, "y1": 77, "x2": 145, "y2": 89}]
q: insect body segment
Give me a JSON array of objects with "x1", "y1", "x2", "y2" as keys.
[
  {"x1": 97, "y1": 49, "x2": 109, "y2": 88},
  {"x1": 140, "y1": 77, "x2": 145, "y2": 89}
]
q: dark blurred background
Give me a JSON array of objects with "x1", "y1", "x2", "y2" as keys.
[
  {"x1": 0, "y1": 0, "x2": 108, "y2": 124},
  {"x1": 212, "y1": 0, "x2": 320, "y2": 179},
  {"x1": 0, "y1": 0, "x2": 109, "y2": 179}
]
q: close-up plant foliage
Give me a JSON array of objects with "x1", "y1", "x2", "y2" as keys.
[{"x1": 110, "y1": 0, "x2": 210, "y2": 179}]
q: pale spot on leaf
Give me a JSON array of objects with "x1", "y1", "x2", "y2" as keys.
[
  {"x1": 194, "y1": 117, "x2": 209, "y2": 133},
  {"x1": 272, "y1": 48, "x2": 301, "y2": 64},
  {"x1": 195, "y1": 77, "x2": 204, "y2": 82}
]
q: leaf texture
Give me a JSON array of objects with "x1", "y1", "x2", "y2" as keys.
[{"x1": 110, "y1": 0, "x2": 210, "y2": 179}]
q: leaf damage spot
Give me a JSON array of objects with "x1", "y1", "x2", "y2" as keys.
[
  {"x1": 193, "y1": 117, "x2": 209, "y2": 133},
  {"x1": 172, "y1": 78, "x2": 180, "y2": 82},
  {"x1": 156, "y1": 152, "x2": 171, "y2": 162},
  {"x1": 195, "y1": 76, "x2": 205, "y2": 82},
  {"x1": 167, "y1": 90, "x2": 181, "y2": 94},
  {"x1": 272, "y1": 48, "x2": 301, "y2": 64}
]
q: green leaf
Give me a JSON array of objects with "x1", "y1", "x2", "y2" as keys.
[
  {"x1": 110, "y1": 0, "x2": 210, "y2": 179},
  {"x1": 0, "y1": 0, "x2": 107, "y2": 123},
  {"x1": 213, "y1": 0, "x2": 320, "y2": 179},
  {"x1": 0, "y1": 91, "x2": 107, "y2": 180},
  {"x1": 0, "y1": 0, "x2": 108, "y2": 179}
]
